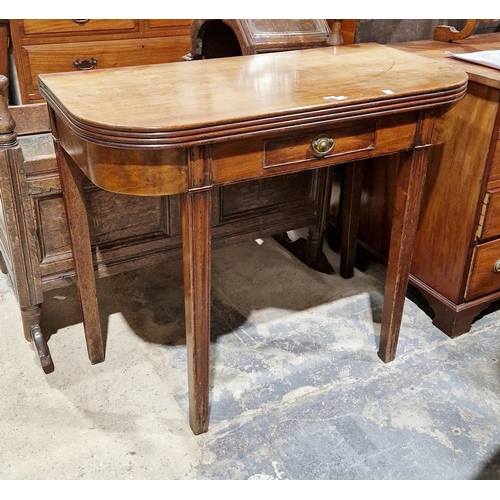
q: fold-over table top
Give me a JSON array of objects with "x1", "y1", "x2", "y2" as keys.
[{"x1": 39, "y1": 43, "x2": 468, "y2": 147}]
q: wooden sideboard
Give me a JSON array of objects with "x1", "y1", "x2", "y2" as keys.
[
  {"x1": 350, "y1": 33, "x2": 500, "y2": 337},
  {"x1": 8, "y1": 19, "x2": 193, "y2": 104}
]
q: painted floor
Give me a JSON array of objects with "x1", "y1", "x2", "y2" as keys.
[{"x1": 1, "y1": 235, "x2": 499, "y2": 481}]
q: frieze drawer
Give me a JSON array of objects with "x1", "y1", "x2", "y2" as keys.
[
  {"x1": 211, "y1": 114, "x2": 418, "y2": 184},
  {"x1": 263, "y1": 123, "x2": 376, "y2": 169}
]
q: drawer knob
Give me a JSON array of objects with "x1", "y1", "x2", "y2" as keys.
[
  {"x1": 72, "y1": 19, "x2": 90, "y2": 26},
  {"x1": 311, "y1": 134, "x2": 335, "y2": 157},
  {"x1": 73, "y1": 58, "x2": 98, "y2": 71},
  {"x1": 494, "y1": 260, "x2": 500, "y2": 273}
]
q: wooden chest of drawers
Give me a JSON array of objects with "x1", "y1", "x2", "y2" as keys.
[
  {"x1": 9, "y1": 19, "x2": 192, "y2": 104},
  {"x1": 354, "y1": 33, "x2": 500, "y2": 337}
]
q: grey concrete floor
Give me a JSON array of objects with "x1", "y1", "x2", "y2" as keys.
[{"x1": 1, "y1": 233, "x2": 500, "y2": 480}]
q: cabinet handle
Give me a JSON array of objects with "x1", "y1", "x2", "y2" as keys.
[
  {"x1": 72, "y1": 19, "x2": 90, "y2": 26},
  {"x1": 73, "y1": 58, "x2": 98, "y2": 71},
  {"x1": 494, "y1": 260, "x2": 500, "y2": 273},
  {"x1": 311, "y1": 134, "x2": 335, "y2": 157}
]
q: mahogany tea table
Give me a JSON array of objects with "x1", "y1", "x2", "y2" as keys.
[{"x1": 38, "y1": 44, "x2": 467, "y2": 434}]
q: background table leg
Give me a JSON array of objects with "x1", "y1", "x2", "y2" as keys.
[
  {"x1": 181, "y1": 189, "x2": 212, "y2": 435},
  {"x1": 340, "y1": 161, "x2": 364, "y2": 279},
  {"x1": 55, "y1": 143, "x2": 105, "y2": 365},
  {"x1": 378, "y1": 148, "x2": 429, "y2": 363}
]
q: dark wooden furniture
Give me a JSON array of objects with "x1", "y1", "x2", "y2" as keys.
[
  {"x1": 0, "y1": 20, "x2": 8, "y2": 99},
  {"x1": 8, "y1": 19, "x2": 193, "y2": 104},
  {"x1": 348, "y1": 33, "x2": 500, "y2": 338},
  {"x1": 187, "y1": 19, "x2": 355, "y2": 60},
  {"x1": 434, "y1": 19, "x2": 497, "y2": 41},
  {"x1": 0, "y1": 20, "x2": 339, "y2": 369},
  {"x1": 189, "y1": 19, "x2": 331, "y2": 58},
  {"x1": 39, "y1": 44, "x2": 467, "y2": 433}
]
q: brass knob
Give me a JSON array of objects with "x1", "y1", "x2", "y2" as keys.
[
  {"x1": 311, "y1": 134, "x2": 335, "y2": 157},
  {"x1": 494, "y1": 260, "x2": 500, "y2": 273},
  {"x1": 73, "y1": 58, "x2": 98, "y2": 70}
]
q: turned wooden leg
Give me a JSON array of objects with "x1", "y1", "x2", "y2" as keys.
[
  {"x1": 21, "y1": 304, "x2": 52, "y2": 368},
  {"x1": 273, "y1": 166, "x2": 335, "y2": 275},
  {"x1": 340, "y1": 161, "x2": 364, "y2": 279},
  {"x1": 0, "y1": 250, "x2": 7, "y2": 274},
  {"x1": 181, "y1": 189, "x2": 212, "y2": 435},
  {"x1": 54, "y1": 142, "x2": 105, "y2": 365},
  {"x1": 378, "y1": 149, "x2": 429, "y2": 363},
  {"x1": 21, "y1": 304, "x2": 41, "y2": 341},
  {"x1": 31, "y1": 325, "x2": 52, "y2": 368}
]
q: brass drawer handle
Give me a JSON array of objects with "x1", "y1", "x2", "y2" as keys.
[
  {"x1": 73, "y1": 58, "x2": 98, "y2": 71},
  {"x1": 72, "y1": 19, "x2": 90, "y2": 26},
  {"x1": 494, "y1": 260, "x2": 500, "y2": 273},
  {"x1": 311, "y1": 134, "x2": 335, "y2": 157}
]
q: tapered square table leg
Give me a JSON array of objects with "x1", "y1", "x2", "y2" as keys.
[
  {"x1": 181, "y1": 189, "x2": 212, "y2": 435},
  {"x1": 54, "y1": 142, "x2": 105, "y2": 364},
  {"x1": 378, "y1": 149, "x2": 429, "y2": 363}
]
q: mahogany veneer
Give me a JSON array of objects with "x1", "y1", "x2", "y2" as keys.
[{"x1": 38, "y1": 44, "x2": 467, "y2": 433}]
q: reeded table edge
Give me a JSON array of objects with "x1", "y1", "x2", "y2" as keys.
[{"x1": 39, "y1": 79, "x2": 468, "y2": 150}]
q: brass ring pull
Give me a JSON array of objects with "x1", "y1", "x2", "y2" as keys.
[
  {"x1": 311, "y1": 134, "x2": 335, "y2": 157},
  {"x1": 73, "y1": 58, "x2": 98, "y2": 71},
  {"x1": 494, "y1": 260, "x2": 500, "y2": 273},
  {"x1": 72, "y1": 19, "x2": 90, "y2": 26}
]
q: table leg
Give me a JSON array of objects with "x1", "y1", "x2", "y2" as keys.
[
  {"x1": 272, "y1": 166, "x2": 335, "y2": 275},
  {"x1": 340, "y1": 161, "x2": 364, "y2": 279},
  {"x1": 378, "y1": 149, "x2": 429, "y2": 363},
  {"x1": 181, "y1": 189, "x2": 212, "y2": 435},
  {"x1": 54, "y1": 143, "x2": 105, "y2": 364}
]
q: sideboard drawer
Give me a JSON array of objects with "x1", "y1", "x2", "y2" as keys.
[
  {"x1": 25, "y1": 38, "x2": 190, "y2": 96},
  {"x1": 21, "y1": 19, "x2": 138, "y2": 36},
  {"x1": 466, "y1": 238, "x2": 500, "y2": 300}
]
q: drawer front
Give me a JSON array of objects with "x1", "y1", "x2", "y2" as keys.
[
  {"x1": 25, "y1": 37, "x2": 191, "y2": 99},
  {"x1": 21, "y1": 19, "x2": 138, "y2": 36},
  {"x1": 466, "y1": 238, "x2": 500, "y2": 300},
  {"x1": 488, "y1": 138, "x2": 500, "y2": 183},
  {"x1": 263, "y1": 123, "x2": 375, "y2": 169},
  {"x1": 211, "y1": 114, "x2": 417, "y2": 184},
  {"x1": 146, "y1": 19, "x2": 192, "y2": 30},
  {"x1": 478, "y1": 187, "x2": 500, "y2": 241}
]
